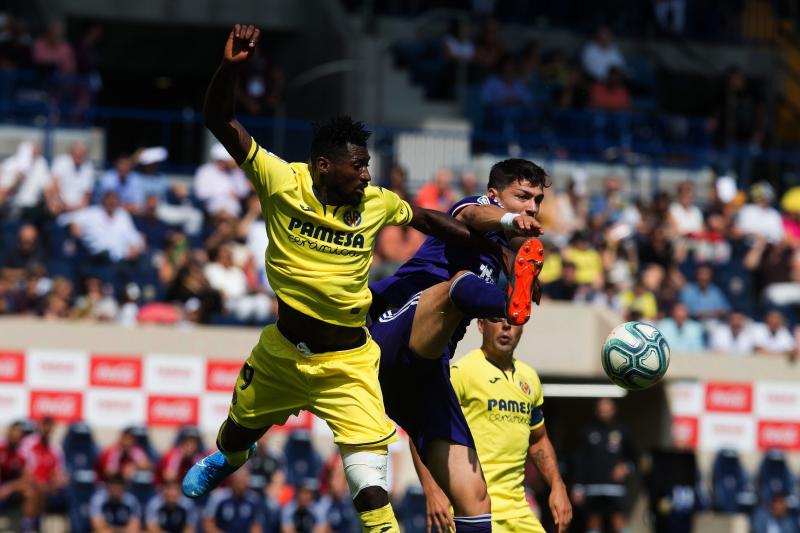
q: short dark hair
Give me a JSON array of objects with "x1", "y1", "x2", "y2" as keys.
[
  {"x1": 309, "y1": 116, "x2": 370, "y2": 162},
  {"x1": 487, "y1": 158, "x2": 550, "y2": 190}
]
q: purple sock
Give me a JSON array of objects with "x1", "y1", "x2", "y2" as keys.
[
  {"x1": 449, "y1": 272, "x2": 505, "y2": 318},
  {"x1": 454, "y1": 514, "x2": 492, "y2": 533}
]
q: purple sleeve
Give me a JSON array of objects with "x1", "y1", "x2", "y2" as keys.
[{"x1": 448, "y1": 195, "x2": 500, "y2": 218}]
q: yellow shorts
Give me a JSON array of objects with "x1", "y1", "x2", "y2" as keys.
[
  {"x1": 493, "y1": 511, "x2": 545, "y2": 533},
  {"x1": 228, "y1": 324, "x2": 397, "y2": 447}
]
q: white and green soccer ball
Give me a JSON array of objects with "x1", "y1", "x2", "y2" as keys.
[{"x1": 601, "y1": 321, "x2": 670, "y2": 390}]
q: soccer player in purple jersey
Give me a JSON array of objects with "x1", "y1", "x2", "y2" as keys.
[{"x1": 369, "y1": 159, "x2": 550, "y2": 533}]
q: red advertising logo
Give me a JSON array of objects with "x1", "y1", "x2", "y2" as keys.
[
  {"x1": 672, "y1": 416, "x2": 699, "y2": 448},
  {"x1": 90, "y1": 355, "x2": 142, "y2": 388},
  {"x1": 705, "y1": 382, "x2": 752, "y2": 413},
  {"x1": 758, "y1": 421, "x2": 800, "y2": 450},
  {"x1": 29, "y1": 391, "x2": 82, "y2": 422},
  {"x1": 206, "y1": 361, "x2": 241, "y2": 392},
  {"x1": 0, "y1": 351, "x2": 24, "y2": 383},
  {"x1": 147, "y1": 396, "x2": 198, "y2": 426}
]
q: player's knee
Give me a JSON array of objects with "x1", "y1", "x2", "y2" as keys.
[
  {"x1": 341, "y1": 448, "x2": 389, "y2": 511},
  {"x1": 449, "y1": 270, "x2": 473, "y2": 284}
]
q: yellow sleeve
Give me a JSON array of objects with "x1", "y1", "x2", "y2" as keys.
[
  {"x1": 239, "y1": 140, "x2": 295, "y2": 199},
  {"x1": 450, "y1": 362, "x2": 467, "y2": 406},
  {"x1": 379, "y1": 187, "x2": 413, "y2": 226}
]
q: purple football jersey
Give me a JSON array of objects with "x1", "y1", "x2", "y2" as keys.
[{"x1": 370, "y1": 195, "x2": 508, "y2": 352}]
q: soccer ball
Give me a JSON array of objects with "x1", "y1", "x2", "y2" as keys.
[{"x1": 601, "y1": 321, "x2": 670, "y2": 390}]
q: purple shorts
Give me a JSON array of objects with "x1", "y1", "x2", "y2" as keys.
[{"x1": 369, "y1": 293, "x2": 475, "y2": 456}]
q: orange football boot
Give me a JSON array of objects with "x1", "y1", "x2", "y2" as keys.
[{"x1": 505, "y1": 237, "x2": 544, "y2": 325}]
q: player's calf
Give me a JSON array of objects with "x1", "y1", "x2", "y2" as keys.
[{"x1": 341, "y1": 445, "x2": 400, "y2": 532}]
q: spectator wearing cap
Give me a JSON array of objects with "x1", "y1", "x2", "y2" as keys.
[
  {"x1": 679, "y1": 264, "x2": 730, "y2": 321},
  {"x1": 49, "y1": 141, "x2": 94, "y2": 213},
  {"x1": 657, "y1": 302, "x2": 706, "y2": 352},
  {"x1": 137, "y1": 147, "x2": 204, "y2": 238},
  {"x1": 581, "y1": 26, "x2": 626, "y2": 81},
  {"x1": 193, "y1": 143, "x2": 250, "y2": 217},
  {"x1": 95, "y1": 155, "x2": 146, "y2": 213},
  {"x1": 156, "y1": 427, "x2": 204, "y2": 485},
  {"x1": 752, "y1": 310, "x2": 796, "y2": 356},
  {"x1": 203, "y1": 468, "x2": 263, "y2": 533},
  {"x1": 281, "y1": 478, "x2": 327, "y2": 533},
  {"x1": 735, "y1": 182, "x2": 784, "y2": 244},
  {"x1": 709, "y1": 312, "x2": 757, "y2": 354},
  {"x1": 89, "y1": 473, "x2": 141, "y2": 533},
  {"x1": 96, "y1": 427, "x2": 151, "y2": 482},
  {"x1": 145, "y1": 478, "x2": 197, "y2": 533}
]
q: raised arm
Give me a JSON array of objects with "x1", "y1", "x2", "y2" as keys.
[
  {"x1": 529, "y1": 425, "x2": 572, "y2": 533},
  {"x1": 204, "y1": 24, "x2": 261, "y2": 165},
  {"x1": 409, "y1": 205, "x2": 506, "y2": 258}
]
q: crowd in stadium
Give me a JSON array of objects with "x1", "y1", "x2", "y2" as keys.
[{"x1": 1, "y1": 137, "x2": 798, "y2": 359}]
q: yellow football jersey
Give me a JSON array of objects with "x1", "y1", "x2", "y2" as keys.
[
  {"x1": 240, "y1": 140, "x2": 413, "y2": 327},
  {"x1": 451, "y1": 349, "x2": 544, "y2": 522}
]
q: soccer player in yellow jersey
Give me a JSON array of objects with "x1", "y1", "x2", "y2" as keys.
[
  {"x1": 413, "y1": 318, "x2": 572, "y2": 533},
  {"x1": 182, "y1": 24, "x2": 509, "y2": 533}
]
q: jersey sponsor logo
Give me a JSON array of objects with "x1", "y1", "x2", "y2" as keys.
[
  {"x1": 487, "y1": 398, "x2": 533, "y2": 414},
  {"x1": 342, "y1": 209, "x2": 362, "y2": 227},
  {"x1": 518, "y1": 379, "x2": 531, "y2": 395},
  {"x1": 287, "y1": 217, "x2": 365, "y2": 249}
]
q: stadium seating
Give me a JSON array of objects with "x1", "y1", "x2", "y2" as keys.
[
  {"x1": 283, "y1": 430, "x2": 323, "y2": 487},
  {"x1": 61, "y1": 420, "x2": 99, "y2": 474},
  {"x1": 757, "y1": 449, "x2": 799, "y2": 509},
  {"x1": 710, "y1": 448, "x2": 757, "y2": 513}
]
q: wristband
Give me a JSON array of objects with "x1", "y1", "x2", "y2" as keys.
[{"x1": 500, "y1": 212, "x2": 520, "y2": 231}]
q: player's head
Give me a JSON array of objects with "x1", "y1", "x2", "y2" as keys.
[
  {"x1": 486, "y1": 158, "x2": 550, "y2": 218},
  {"x1": 309, "y1": 116, "x2": 372, "y2": 206},
  {"x1": 477, "y1": 317, "x2": 524, "y2": 358}
]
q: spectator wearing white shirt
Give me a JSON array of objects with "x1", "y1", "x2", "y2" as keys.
[
  {"x1": 752, "y1": 310, "x2": 796, "y2": 355},
  {"x1": 669, "y1": 181, "x2": 704, "y2": 236},
  {"x1": 709, "y1": 312, "x2": 757, "y2": 354},
  {"x1": 50, "y1": 141, "x2": 94, "y2": 212},
  {"x1": 203, "y1": 242, "x2": 274, "y2": 323},
  {"x1": 60, "y1": 190, "x2": 144, "y2": 262},
  {"x1": 581, "y1": 26, "x2": 626, "y2": 81},
  {"x1": 0, "y1": 141, "x2": 51, "y2": 217},
  {"x1": 193, "y1": 143, "x2": 250, "y2": 217},
  {"x1": 735, "y1": 182, "x2": 784, "y2": 244}
]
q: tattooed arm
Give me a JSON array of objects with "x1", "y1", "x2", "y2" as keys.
[{"x1": 529, "y1": 425, "x2": 572, "y2": 533}]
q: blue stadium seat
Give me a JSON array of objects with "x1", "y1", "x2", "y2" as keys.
[
  {"x1": 283, "y1": 430, "x2": 322, "y2": 487},
  {"x1": 397, "y1": 485, "x2": 427, "y2": 533},
  {"x1": 62, "y1": 421, "x2": 98, "y2": 474},
  {"x1": 758, "y1": 450, "x2": 799, "y2": 508},
  {"x1": 67, "y1": 469, "x2": 97, "y2": 533},
  {"x1": 711, "y1": 448, "x2": 757, "y2": 513}
]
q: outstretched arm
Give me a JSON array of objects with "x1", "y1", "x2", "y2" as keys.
[
  {"x1": 455, "y1": 204, "x2": 541, "y2": 236},
  {"x1": 529, "y1": 425, "x2": 572, "y2": 533},
  {"x1": 409, "y1": 205, "x2": 505, "y2": 258},
  {"x1": 204, "y1": 24, "x2": 261, "y2": 165}
]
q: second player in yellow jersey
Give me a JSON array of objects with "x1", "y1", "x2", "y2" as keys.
[{"x1": 450, "y1": 318, "x2": 572, "y2": 533}]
